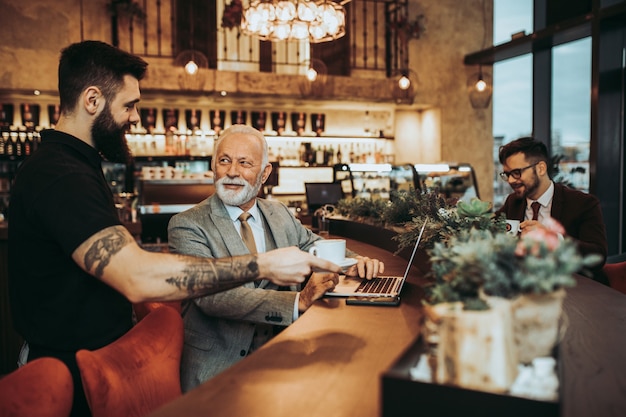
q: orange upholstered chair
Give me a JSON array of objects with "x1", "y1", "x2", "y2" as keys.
[
  {"x1": 0, "y1": 357, "x2": 73, "y2": 417},
  {"x1": 603, "y1": 261, "x2": 626, "y2": 295},
  {"x1": 76, "y1": 306, "x2": 184, "y2": 417},
  {"x1": 133, "y1": 300, "x2": 182, "y2": 322}
]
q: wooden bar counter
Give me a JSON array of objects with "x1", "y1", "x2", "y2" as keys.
[{"x1": 148, "y1": 236, "x2": 626, "y2": 417}]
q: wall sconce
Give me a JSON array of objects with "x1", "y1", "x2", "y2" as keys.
[
  {"x1": 467, "y1": 65, "x2": 492, "y2": 108},
  {"x1": 390, "y1": 69, "x2": 418, "y2": 104}
]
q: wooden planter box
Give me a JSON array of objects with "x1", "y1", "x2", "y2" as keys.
[{"x1": 381, "y1": 336, "x2": 560, "y2": 417}]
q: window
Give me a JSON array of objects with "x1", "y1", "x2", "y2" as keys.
[
  {"x1": 493, "y1": 0, "x2": 533, "y2": 46},
  {"x1": 551, "y1": 38, "x2": 592, "y2": 192}
]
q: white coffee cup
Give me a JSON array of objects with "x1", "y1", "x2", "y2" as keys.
[
  {"x1": 308, "y1": 239, "x2": 346, "y2": 264},
  {"x1": 505, "y1": 219, "x2": 521, "y2": 235}
]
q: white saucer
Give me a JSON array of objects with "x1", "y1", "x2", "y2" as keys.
[{"x1": 338, "y1": 258, "x2": 358, "y2": 270}]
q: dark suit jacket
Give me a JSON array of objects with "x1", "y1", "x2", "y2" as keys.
[{"x1": 495, "y1": 183, "x2": 608, "y2": 277}]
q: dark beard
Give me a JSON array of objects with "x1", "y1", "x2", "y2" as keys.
[
  {"x1": 91, "y1": 106, "x2": 133, "y2": 165},
  {"x1": 519, "y1": 169, "x2": 540, "y2": 199}
]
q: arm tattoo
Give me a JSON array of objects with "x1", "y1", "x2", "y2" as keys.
[
  {"x1": 165, "y1": 255, "x2": 260, "y2": 296},
  {"x1": 84, "y1": 228, "x2": 131, "y2": 278}
]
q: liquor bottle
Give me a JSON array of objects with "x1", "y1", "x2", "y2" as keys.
[
  {"x1": 32, "y1": 130, "x2": 40, "y2": 153},
  {"x1": 295, "y1": 112, "x2": 305, "y2": 135},
  {"x1": 305, "y1": 143, "x2": 314, "y2": 165},
  {"x1": 6, "y1": 132, "x2": 16, "y2": 159},
  {"x1": 315, "y1": 146, "x2": 324, "y2": 165},
  {"x1": 277, "y1": 147, "x2": 284, "y2": 165},
  {"x1": 336, "y1": 146, "x2": 342, "y2": 165},
  {"x1": 268, "y1": 145, "x2": 276, "y2": 162},
  {"x1": 299, "y1": 142, "x2": 307, "y2": 165},
  {"x1": 375, "y1": 145, "x2": 382, "y2": 163},
  {"x1": 0, "y1": 131, "x2": 6, "y2": 157},
  {"x1": 24, "y1": 132, "x2": 33, "y2": 156}
]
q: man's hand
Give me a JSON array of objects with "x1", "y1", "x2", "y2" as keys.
[
  {"x1": 257, "y1": 247, "x2": 341, "y2": 287},
  {"x1": 344, "y1": 256, "x2": 385, "y2": 279},
  {"x1": 298, "y1": 272, "x2": 339, "y2": 312},
  {"x1": 520, "y1": 220, "x2": 546, "y2": 236}
]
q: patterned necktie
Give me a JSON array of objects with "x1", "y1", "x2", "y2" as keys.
[
  {"x1": 238, "y1": 212, "x2": 257, "y2": 254},
  {"x1": 531, "y1": 201, "x2": 541, "y2": 221}
]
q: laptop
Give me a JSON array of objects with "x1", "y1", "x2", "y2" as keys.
[{"x1": 325, "y1": 219, "x2": 427, "y2": 298}]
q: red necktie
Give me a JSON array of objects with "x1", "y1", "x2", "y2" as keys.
[{"x1": 531, "y1": 201, "x2": 541, "y2": 221}]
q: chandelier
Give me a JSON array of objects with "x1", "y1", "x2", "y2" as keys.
[{"x1": 241, "y1": 0, "x2": 346, "y2": 43}]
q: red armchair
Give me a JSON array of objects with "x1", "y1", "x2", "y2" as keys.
[
  {"x1": 0, "y1": 357, "x2": 73, "y2": 417},
  {"x1": 76, "y1": 306, "x2": 184, "y2": 417},
  {"x1": 133, "y1": 301, "x2": 181, "y2": 322},
  {"x1": 603, "y1": 260, "x2": 626, "y2": 295}
]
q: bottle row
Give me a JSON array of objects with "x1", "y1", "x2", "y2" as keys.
[
  {"x1": 0, "y1": 129, "x2": 40, "y2": 160},
  {"x1": 126, "y1": 132, "x2": 394, "y2": 165},
  {"x1": 1, "y1": 103, "x2": 59, "y2": 131},
  {"x1": 139, "y1": 108, "x2": 329, "y2": 137},
  {"x1": 270, "y1": 141, "x2": 391, "y2": 166},
  {"x1": 2, "y1": 98, "x2": 391, "y2": 140},
  {"x1": 0, "y1": 102, "x2": 332, "y2": 138},
  {"x1": 0, "y1": 125, "x2": 395, "y2": 165}
]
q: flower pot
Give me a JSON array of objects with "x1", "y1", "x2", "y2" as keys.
[
  {"x1": 425, "y1": 297, "x2": 518, "y2": 393},
  {"x1": 511, "y1": 288, "x2": 566, "y2": 364}
]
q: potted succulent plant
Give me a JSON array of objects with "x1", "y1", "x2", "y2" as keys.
[
  {"x1": 423, "y1": 218, "x2": 602, "y2": 391},
  {"x1": 393, "y1": 196, "x2": 507, "y2": 253}
]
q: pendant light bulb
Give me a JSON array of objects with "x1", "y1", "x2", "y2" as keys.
[
  {"x1": 184, "y1": 60, "x2": 199, "y2": 75},
  {"x1": 306, "y1": 67, "x2": 318, "y2": 82},
  {"x1": 475, "y1": 78, "x2": 487, "y2": 92},
  {"x1": 398, "y1": 75, "x2": 411, "y2": 90}
]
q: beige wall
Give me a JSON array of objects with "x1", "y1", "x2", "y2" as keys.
[{"x1": 0, "y1": 0, "x2": 494, "y2": 202}]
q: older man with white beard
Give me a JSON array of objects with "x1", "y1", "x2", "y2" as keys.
[{"x1": 168, "y1": 124, "x2": 385, "y2": 391}]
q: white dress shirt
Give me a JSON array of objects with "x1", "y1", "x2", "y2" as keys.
[
  {"x1": 224, "y1": 201, "x2": 300, "y2": 319},
  {"x1": 224, "y1": 203, "x2": 266, "y2": 253},
  {"x1": 525, "y1": 181, "x2": 554, "y2": 224}
]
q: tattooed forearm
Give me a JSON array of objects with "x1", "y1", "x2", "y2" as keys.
[
  {"x1": 84, "y1": 227, "x2": 132, "y2": 278},
  {"x1": 165, "y1": 255, "x2": 260, "y2": 296}
]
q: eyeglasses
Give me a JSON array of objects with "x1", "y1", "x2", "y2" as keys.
[{"x1": 499, "y1": 162, "x2": 539, "y2": 181}]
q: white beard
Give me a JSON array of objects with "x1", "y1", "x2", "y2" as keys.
[{"x1": 215, "y1": 175, "x2": 262, "y2": 207}]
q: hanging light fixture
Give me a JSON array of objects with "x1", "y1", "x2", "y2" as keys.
[
  {"x1": 466, "y1": 0, "x2": 492, "y2": 109},
  {"x1": 390, "y1": 69, "x2": 418, "y2": 104},
  {"x1": 299, "y1": 58, "x2": 328, "y2": 97},
  {"x1": 467, "y1": 65, "x2": 493, "y2": 108},
  {"x1": 241, "y1": 0, "x2": 346, "y2": 43},
  {"x1": 173, "y1": 3, "x2": 209, "y2": 90}
]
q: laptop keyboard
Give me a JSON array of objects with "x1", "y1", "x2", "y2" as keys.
[{"x1": 355, "y1": 277, "x2": 397, "y2": 294}]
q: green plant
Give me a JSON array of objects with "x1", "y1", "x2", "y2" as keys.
[
  {"x1": 380, "y1": 188, "x2": 448, "y2": 226},
  {"x1": 335, "y1": 197, "x2": 388, "y2": 225},
  {"x1": 425, "y1": 221, "x2": 602, "y2": 310},
  {"x1": 393, "y1": 197, "x2": 507, "y2": 252}
]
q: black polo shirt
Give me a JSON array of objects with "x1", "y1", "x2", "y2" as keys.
[{"x1": 8, "y1": 129, "x2": 132, "y2": 353}]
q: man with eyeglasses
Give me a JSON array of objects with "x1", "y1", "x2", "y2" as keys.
[{"x1": 495, "y1": 136, "x2": 608, "y2": 282}]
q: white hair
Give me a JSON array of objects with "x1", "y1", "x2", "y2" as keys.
[{"x1": 212, "y1": 124, "x2": 269, "y2": 170}]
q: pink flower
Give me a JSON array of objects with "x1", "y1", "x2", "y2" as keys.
[
  {"x1": 542, "y1": 216, "x2": 566, "y2": 235},
  {"x1": 515, "y1": 217, "x2": 565, "y2": 256}
]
